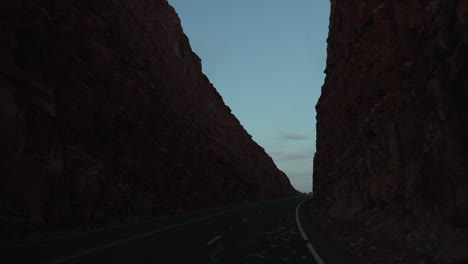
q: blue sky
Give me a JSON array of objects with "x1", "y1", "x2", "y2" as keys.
[{"x1": 168, "y1": 0, "x2": 330, "y2": 192}]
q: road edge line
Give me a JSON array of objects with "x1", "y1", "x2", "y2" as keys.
[
  {"x1": 2, "y1": 203, "x2": 244, "y2": 250},
  {"x1": 41, "y1": 205, "x2": 247, "y2": 264},
  {"x1": 295, "y1": 197, "x2": 326, "y2": 264}
]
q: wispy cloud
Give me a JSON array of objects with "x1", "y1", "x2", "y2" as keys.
[
  {"x1": 277, "y1": 152, "x2": 313, "y2": 161},
  {"x1": 270, "y1": 150, "x2": 314, "y2": 162},
  {"x1": 280, "y1": 132, "x2": 310, "y2": 141},
  {"x1": 270, "y1": 151, "x2": 287, "y2": 156}
]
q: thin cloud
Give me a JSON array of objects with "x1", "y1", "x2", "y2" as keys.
[
  {"x1": 278, "y1": 152, "x2": 313, "y2": 161},
  {"x1": 270, "y1": 149, "x2": 315, "y2": 162},
  {"x1": 270, "y1": 151, "x2": 287, "y2": 156},
  {"x1": 280, "y1": 132, "x2": 310, "y2": 141}
]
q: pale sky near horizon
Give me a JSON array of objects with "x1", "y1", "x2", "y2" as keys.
[{"x1": 168, "y1": 0, "x2": 330, "y2": 192}]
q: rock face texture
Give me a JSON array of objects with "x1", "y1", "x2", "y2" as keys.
[
  {"x1": 0, "y1": 0, "x2": 295, "y2": 237},
  {"x1": 314, "y1": 0, "x2": 468, "y2": 262}
]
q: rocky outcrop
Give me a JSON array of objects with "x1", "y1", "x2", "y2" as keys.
[
  {"x1": 0, "y1": 0, "x2": 295, "y2": 237},
  {"x1": 314, "y1": 0, "x2": 468, "y2": 262}
]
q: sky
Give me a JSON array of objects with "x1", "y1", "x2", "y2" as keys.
[{"x1": 167, "y1": 0, "x2": 330, "y2": 192}]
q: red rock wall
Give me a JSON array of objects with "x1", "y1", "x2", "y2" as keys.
[
  {"x1": 0, "y1": 0, "x2": 295, "y2": 237},
  {"x1": 314, "y1": 0, "x2": 468, "y2": 262}
]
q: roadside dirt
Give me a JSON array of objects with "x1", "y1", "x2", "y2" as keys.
[{"x1": 307, "y1": 200, "x2": 425, "y2": 264}]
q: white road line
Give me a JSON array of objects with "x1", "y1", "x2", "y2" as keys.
[
  {"x1": 295, "y1": 198, "x2": 326, "y2": 264},
  {"x1": 206, "y1": 235, "x2": 222, "y2": 246},
  {"x1": 41, "y1": 205, "x2": 247, "y2": 264},
  {"x1": 2, "y1": 204, "x2": 243, "y2": 250},
  {"x1": 242, "y1": 217, "x2": 249, "y2": 222}
]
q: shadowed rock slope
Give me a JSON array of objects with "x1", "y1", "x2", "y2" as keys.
[
  {"x1": 314, "y1": 0, "x2": 467, "y2": 262},
  {"x1": 0, "y1": 0, "x2": 295, "y2": 237}
]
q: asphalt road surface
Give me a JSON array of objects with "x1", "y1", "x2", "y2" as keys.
[{"x1": 1, "y1": 196, "x2": 360, "y2": 264}]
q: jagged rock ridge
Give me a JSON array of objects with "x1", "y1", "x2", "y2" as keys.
[
  {"x1": 0, "y1": 0, "x2": 295, "y2": 237},
  {"x1": 314, "y1": 0, "x2": 468, "y2": 262}
]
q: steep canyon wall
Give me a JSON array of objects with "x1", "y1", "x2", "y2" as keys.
[
  {"x1": 0, "y1": 0, "x2": 295, "y2": 237},
  {"x1": 314, "y1": 0, "x2": 468, "y2": 262}
]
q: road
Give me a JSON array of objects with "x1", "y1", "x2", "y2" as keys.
[{"x1": 1, "y1": 196, "x2": 359, "y2": 264}]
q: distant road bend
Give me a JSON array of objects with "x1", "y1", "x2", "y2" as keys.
[{"x1": 1, "y1": 196, "x2": 359, "y2": 264}]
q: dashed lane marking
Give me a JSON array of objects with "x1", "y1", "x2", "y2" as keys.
[
  {"x1": 206, "y1": 235, "x2": 222, "y2": 246},
  {"x1": 2, "y1": 204, "x2": 242, "y2": 250},
  {"x1": 41, "y1": 205, "x2": 247, "y2": 264}
]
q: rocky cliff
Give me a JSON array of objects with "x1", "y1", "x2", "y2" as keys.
[
  {"x1": 0, "y1": 0, "x2": 295, "y2": 237},
  {"x1": 314, "y1": 0, "x2": 468, "y2": 262}
]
